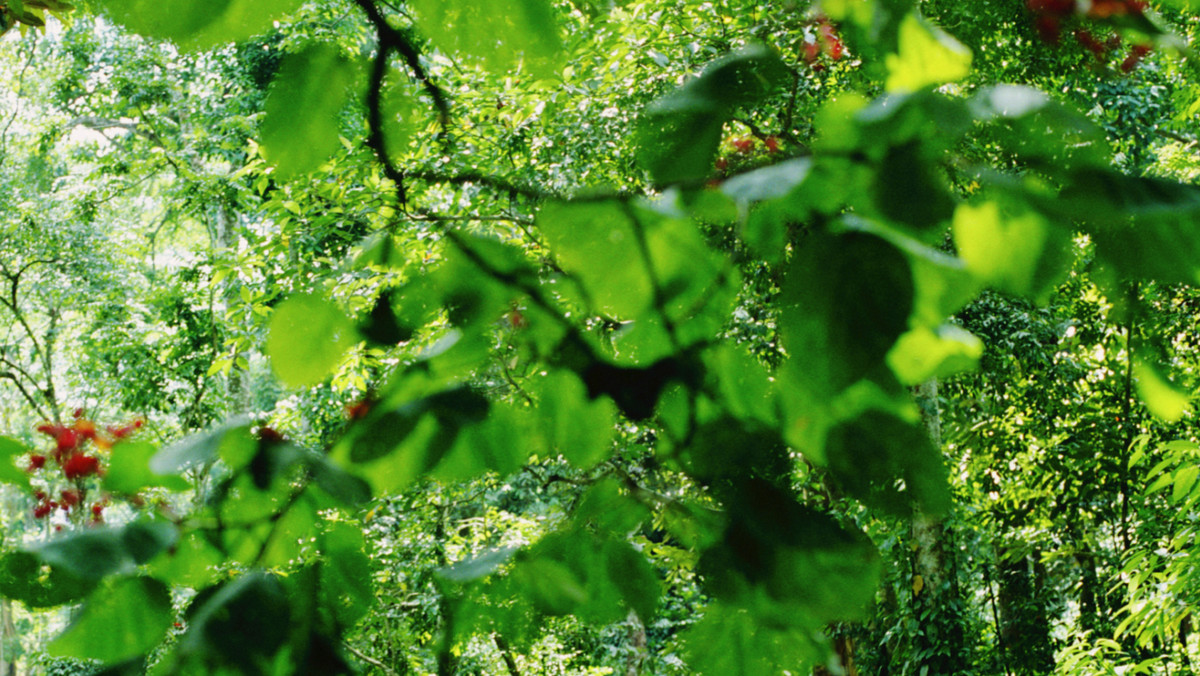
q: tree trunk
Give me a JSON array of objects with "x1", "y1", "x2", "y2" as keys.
[
  {"x1": 910, "y1": 379, "x2": 969, "y2": 675},
  {"x1": 996, "y1": 553, "x2": 1054, "y2": 675}
]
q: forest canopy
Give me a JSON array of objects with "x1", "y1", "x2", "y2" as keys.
[{"x1": 0, "y1": 0, "x2": 1199, "y2": 674}]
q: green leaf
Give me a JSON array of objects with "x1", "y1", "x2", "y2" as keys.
[
  {"x1": 887, "y1": 324, "x2": 983, "y2": 385},
  {"x1": 1135, "y1": 360, "x2": 1191, "y2": 423},
  {"x1": 537, "y1": 201, "x2": 653, "y2": 318},
  {"x1": 530, "y1": 370, "x2": 615, "y2": 468},
  {"x1": 320, "y1": 523, "x2": 375, "y2": 629},
  {"x1": 308, "y1": 453, "x2": 372, "y2": 506},
  {"x1": 1172, "y1": 466, "x2": 1199, "y2": 504},
  {"x1": 969, "y1": 85, "x2": 1110, "y2": 172},
  {"x1": 638, "y1": 45, "x2": 789, "y2": 184},
  {"x1": 35, "y1": 528, "x2": 135, "y2": 580},
  {"x1": 708, "y1": 345, "x2": 779, "y2": 426},
  {"x1": 0, "y1": 551, "x2": 89, "y2": 608},
  {"x1": 872, "y1": 139, "x2": 955, "y2": 231},
  {"x1": 0, "y1": 436, "x2": 30, "y2": 489},
  {"x1": 438, "y1": 547, "x2": 519, "y2": 584},
  {"x1": 146, "y1": 531, "x2": 224, "y2": 589},
  {"x1": 105, "y1": 440, "x2": 189, "y2": 494},
  {"x1": 885, "y1": 13, "x2": 971, "y2": 93},
  {"x1": 98, "y1": 0, "x2": 303, "y2": 50},
  {"x1": 952, "y1": 200, "x2": 1070, "y2": 299},
  {"x1": 824, "y1": 410, "x2": 951, "y2": 516},
  {"x1": 267, "y1": 292, "x2": 359, "y2": 388},
  {"x1": 572, "y1": 479, "x2": 650, "y2": 536},
  {"x1": 1055, "y1": 169, "x2": 1200, "y2": 285},
  {"x1": 183, "y1": 572, "x2": 291, "y2": 670},
  {"x1": 431, "y1": 400, "x2": 529, "y2": 482},
  {"x1": 721, "y1": 159, "x2": 813, "y2": 204},
  {"x1": 261, "y1": 45, "x2": 356, "y2": 180},
  {"x1": 49, "y1": 577, "x2": 172, "y2": 664},
  {"x1": 150, "y1": 418, "x2": 252, "y2": 474},
  {"x1": 603, "y1": 537, "x2": 660, "y2": 621},
  {"x1": 409, "y1": 0, "x2": 561, "y2": 75},
  {"x1": 683, "y1": 602, "x2": 825, "y2": 676},
  {"x1": 121, "y1": 519, "x2": 179, "y2": 566},
  {"x1": 699, "y1": 481, "x2": 881, "y2": 623},
  {"x1": 778, "y1": 229, "x2": 914, "y2": 396},
  {"x1": 515, "y1": 529, "x2": 660, "y2": 624}
]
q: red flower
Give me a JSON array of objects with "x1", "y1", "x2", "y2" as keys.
[
  {"x1": 828, "y1": 37, "x2": 845, "y2": 61},
  {"x1": 60, "y1": 490, "x2": 80, "y2": 508},
  {"x1": 732, "y1": 137, "x2": 755, "y2": 154},
  {"x1": 803, "y1": 41, "x2": 820, "y2": 64},
  {"x1": 33, "y1": 503, "x2": 52, "y2": 519},
  {"x1": 1027, "y1": 0, "x2": 1074, "y2": 15},
  {"x1": 107, "y1": 419, "x2": 143, "y2": 440},
  {"x1": 91, "y1": 502, "x2": 104, "y2": 517},
  {"x1": 26, "y1": 454, "x2": 45, "y2": 472},
  {"x1": 1035, "y1": 15, "x2": 1062, "y2": 44},
  {"x1": 73, "y1": 419, "x2": 98, "y2": 441},
  {"x1": 1121, "y1": 44, "x2": 1151, "y2": 73},
  {"x1": 62, "y1": 454, "x2": 100, "y2": 480},
  {"x1": 764, "y1": 136, "x2": 781, "y2": 154}
]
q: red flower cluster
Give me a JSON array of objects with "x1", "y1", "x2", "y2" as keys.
[
  {"x1": 804, "y1": 17, "x2": 845, "y2": 69},
  {"x1": 26, "y1": 412, "x2": 143, "y2": 524},
  {"x1": 1027, "y1": 0, "x2": 1153, "y2": 66},
  {"x1": 1121, "y1": 43, "x2": 1153, "y2": 73}
]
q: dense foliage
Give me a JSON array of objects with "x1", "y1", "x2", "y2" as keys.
[{"x1": 1, "y1": 0, "x2": 1200, "y2": 674}]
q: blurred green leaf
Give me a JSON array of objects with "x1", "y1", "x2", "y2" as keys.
[
  {"x1": 267, "y1": 293, "x2": 359, "y2": 388},
  {"x1": 261, "y1": 45, "x2": 356, "y2": 180},
  {"x1": 50, "y1": 576, "x2": 172, "y2": 663}
]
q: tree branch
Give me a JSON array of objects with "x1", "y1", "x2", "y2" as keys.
[{"x1": 345, "y1": 643, "x2": 402, "y2": 676}]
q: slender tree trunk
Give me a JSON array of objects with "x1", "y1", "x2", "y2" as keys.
[
  {"x1": 910, "y1": 378, "x2": 968, "y2": 675},
  {"x1": 214, "y1": 201, "x2": 250, "y2": 414},
  {"x1": 996, "y1": 552, "x2": 1054, "y2": 675}
]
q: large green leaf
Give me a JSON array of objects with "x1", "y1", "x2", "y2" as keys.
[
  {"x1": 261, "y1": 45, "x2": 356, "y2": 180},
  {"x1": 778, "y1": 229, "x2": 914, "y2": 397},
  {"x1": 0, "y1": 551, "x2": 89, "y2": 608},
  {"x1": 952, "y1": 199, "x2": 1070, "y2": 299},
  {"x1": 98, "y1": 0, "x2": 303, "y2": 49},
  {"x1": 537, "y1": 201, "x2": 653, "y2": 318},
  {"x1": 410, "y1": 0, "x2": 561, "y2": 75},
  {"x1": 150, "y1": 418, "x2": 252, "y2": 474},
  {"x1": 35, "y1": 529, "x2": 136, "y2": 580},
  {"x1": 513, "y1": 529, "x2": 661, "y2": 624},
  {"x1": 49, "y1": 576, "x2": 172, "y2": 664},
  {"x1": 1055, "y1": 169, "x2": 1200, "y2": 285},
  {"x1": 33, "y1": 520, "x2": 178, "y2": 581},
  {"x1": 824, "y1": 410, "x2": 951, "y2": 516},
  {"x1": 683, "y1": 602, "x2": 825, "y2": 676},
  {"x1": 182, "y1": 573, "x2": 291, "y2": 671},
  {"x1": 698, "y1": 480, "x2": 881, "y2": 624},
  {"x1": 105, "y1": 440, "x2": 189, "y2": 494},
  {"x1": 0, "y1": 436, "x2": 29, "y2": 489},
  {"x1": 530, "y1": 370, "x2": 615, "y2": 468},
  {"x1": 638, "y1": 45, "x2": 789, "y2": 184},
  {"x1": 319, "y1": 523, "x2": 376, "y2": 630},
  {"x1": 968, "y1": 85, "x2": 1110, "y2": 172},
  {"x1": 885, "y1": 13, "x2": 971, "y2": 93},
  {"x1": 267, "y1": 292, "x2": 359, "y2": 388}
]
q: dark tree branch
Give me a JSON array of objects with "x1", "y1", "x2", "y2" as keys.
[{"x1": 0, "y1": 371, "x2": 49, "y2": 421}]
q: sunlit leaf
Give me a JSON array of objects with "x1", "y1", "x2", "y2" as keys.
[
  {"x1": 49, "y1": 576, "x2": 172, "y2": 663},
  {"x1": 885, "y1": 13, "x2": 971, "y2": 93},
  {"x1": 267, "y1": 293, "x2": 359, "y2": 388},
  {"x1": 261, "y1": 45, "x2": 356, "y2": 180}
]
